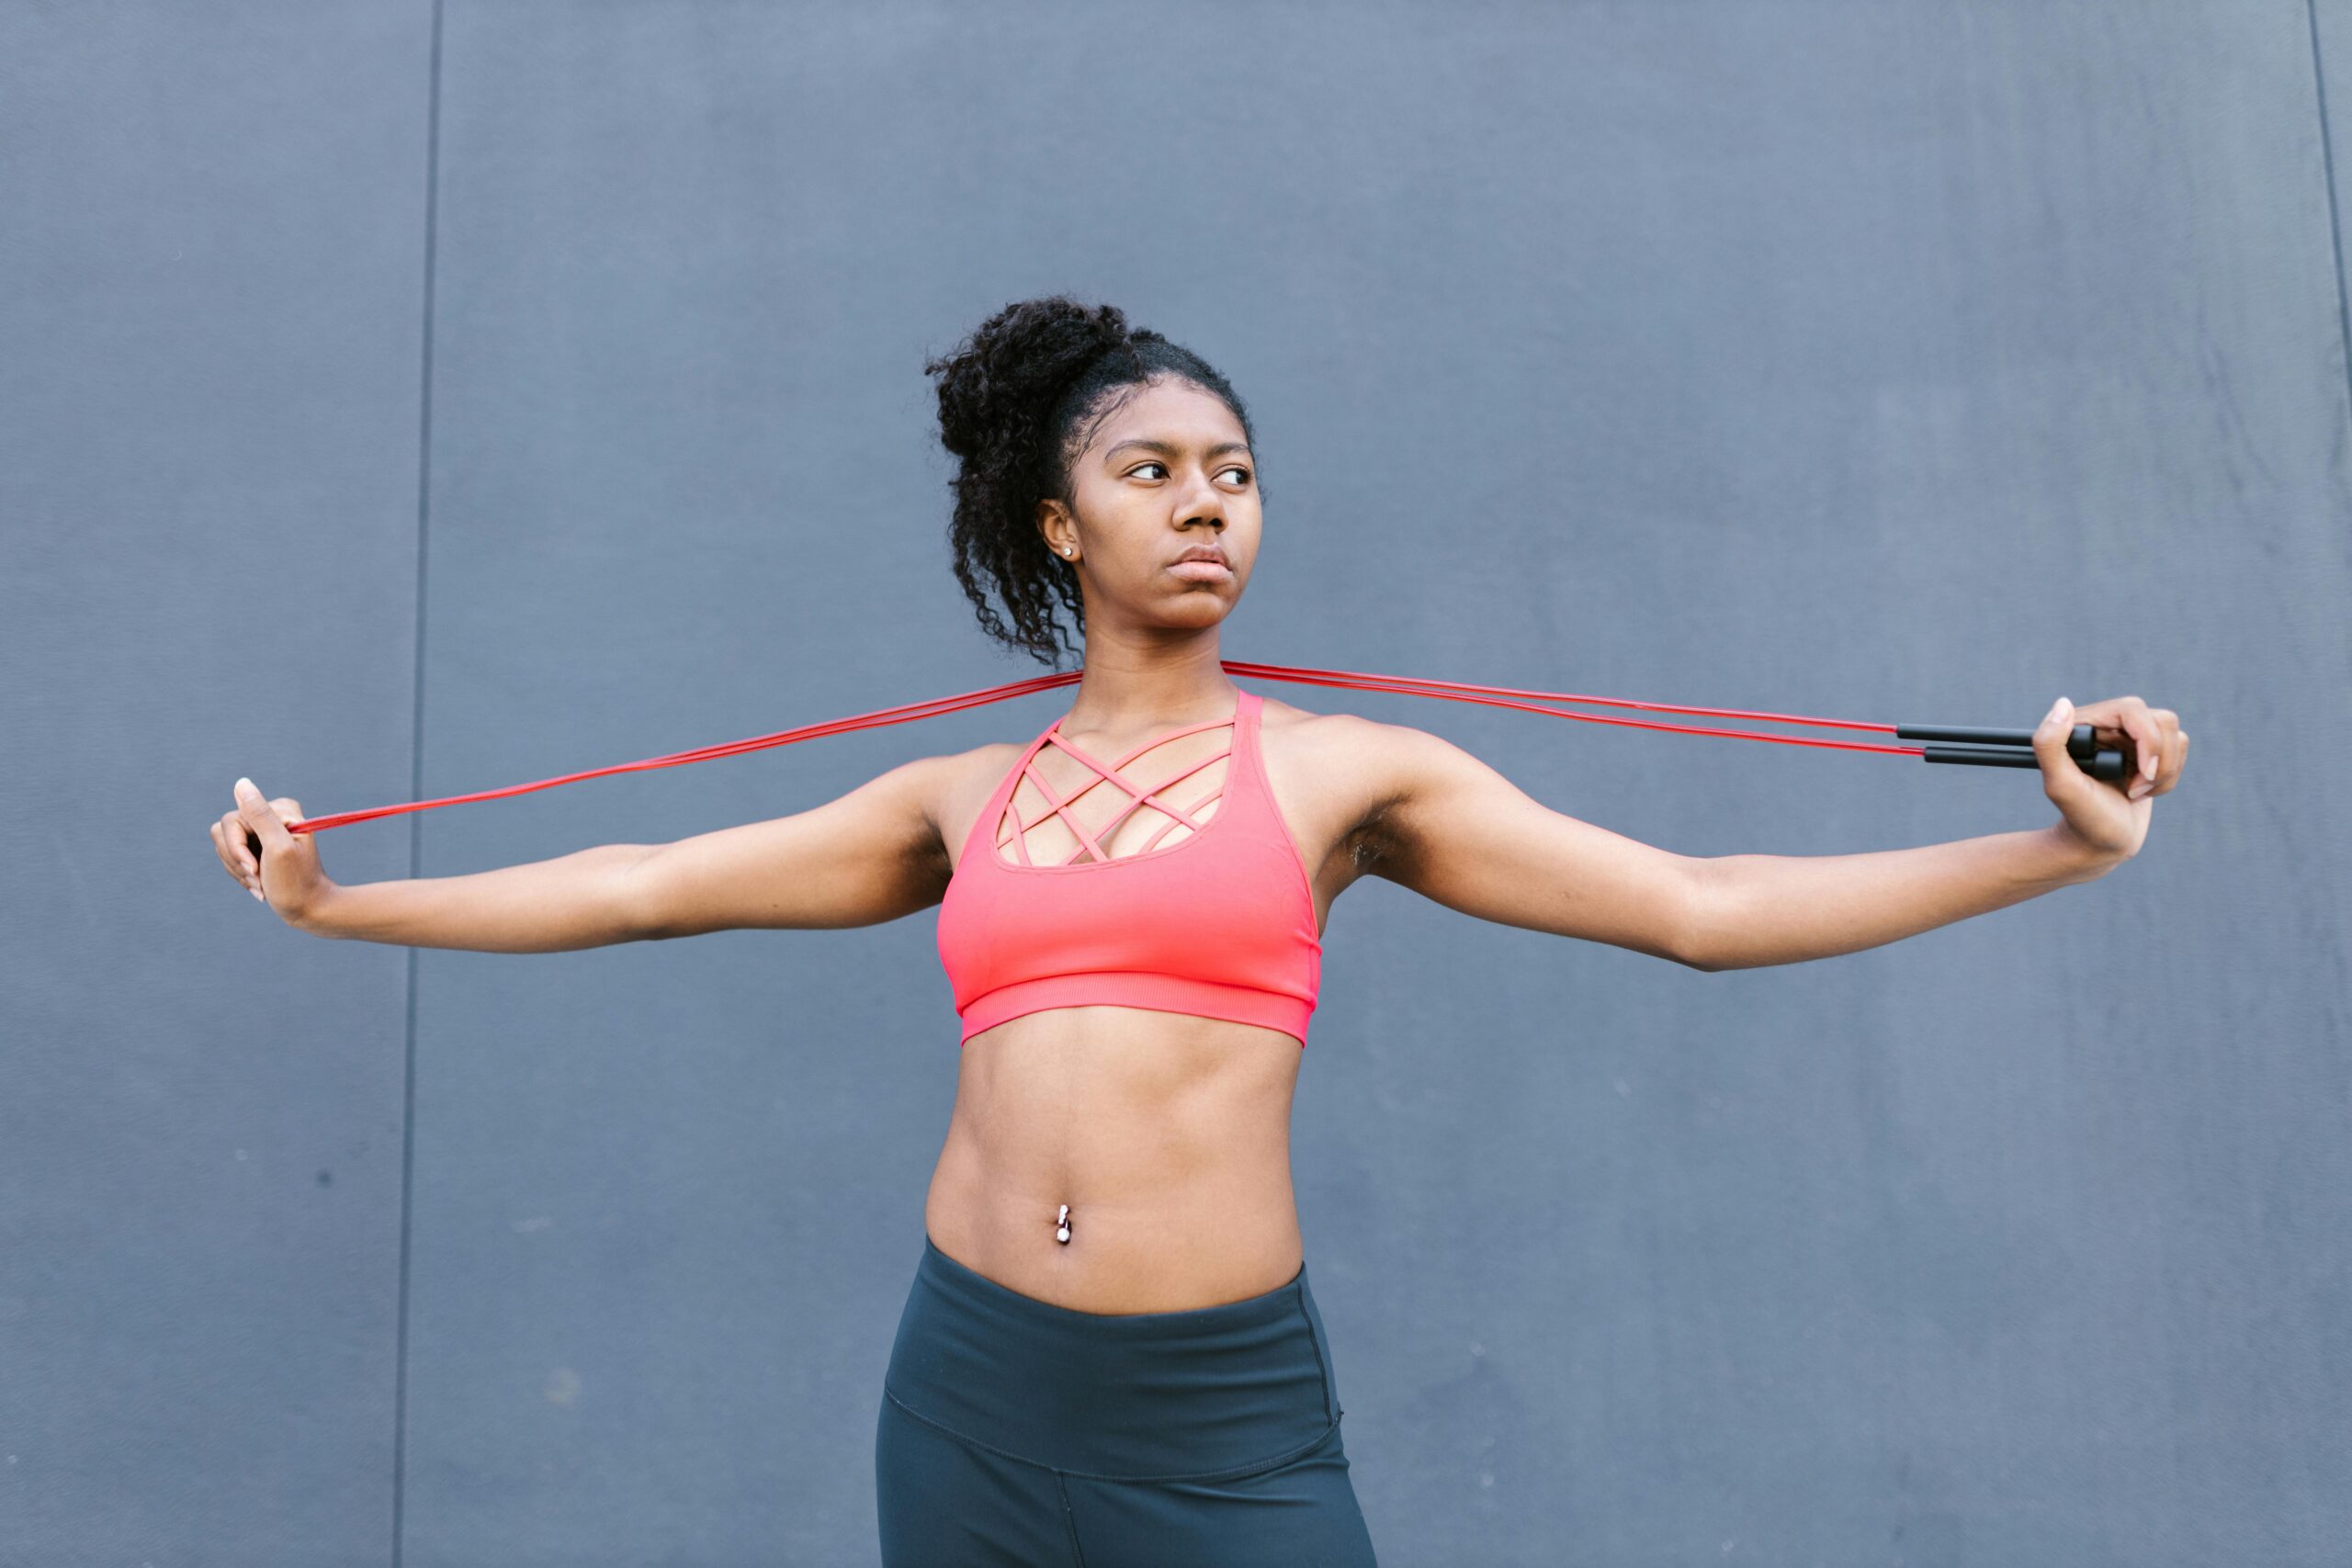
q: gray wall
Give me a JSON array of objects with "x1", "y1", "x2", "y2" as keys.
[{"x1": 4, "y1": 2, "x2": 2345, "y2": 1564}]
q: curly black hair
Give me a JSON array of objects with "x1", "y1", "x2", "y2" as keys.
[{"x1": 924, "y1": 295, "x2": 1259, "y2": 669}]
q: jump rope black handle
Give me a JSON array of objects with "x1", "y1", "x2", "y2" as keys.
[{"x1": 1895, "y1": 722, "x2": 2129, "y2": 782}]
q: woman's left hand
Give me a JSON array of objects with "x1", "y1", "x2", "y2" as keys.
[{"x1": 2030, "y1": 694, "x2": 2189, "y2": 865}]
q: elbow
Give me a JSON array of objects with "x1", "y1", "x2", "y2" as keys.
[
  {"x1": 610, "y1": 848, "x2": 672, "y2": 944},
  {"x1": 1671, "y1": 859, "x2": 1726, "y2": 972}
]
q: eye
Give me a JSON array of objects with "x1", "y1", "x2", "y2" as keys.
[{"x1": 1124, "y1": 459, "x2": 1251, "y2": 484}]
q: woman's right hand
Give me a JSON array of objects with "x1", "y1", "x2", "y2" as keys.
[{"x1": 212, "y1": 777, "x2": 331, "y2": 924}]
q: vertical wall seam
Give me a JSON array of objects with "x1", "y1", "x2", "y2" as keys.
[
  {"x1": 393, "y1": 0, "x2": 447, "y2": 1562},
  {"x1": 2307, "y1": 0, "x2": 2352, "y2": 434}
]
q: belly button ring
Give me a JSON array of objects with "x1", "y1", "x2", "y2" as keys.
[{"x1": 1054, "y1": 1203, "x2": 1071, "y2": 1245}]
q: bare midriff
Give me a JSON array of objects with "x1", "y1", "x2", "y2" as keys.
[{"x1": 923, "y1": 1004, "x2": 1306, "y2": 1315}]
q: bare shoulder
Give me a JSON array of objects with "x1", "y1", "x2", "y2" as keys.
[
  {"x1": 1252, "y1": 694, "x2": 1431, "y2": 874},
  {"x1": 925, "y1": 736, "x2": 1031, "y2": 874},
  {"x1": 1260, "y1": 697, "x2": 1703, "y2": 962},
  {"x1": 1256, "y1": 692, "x2": 1411, "y2": 779},
  {"x1": 1259, "y1": 695, "x2": 1565, "y2": 874}
]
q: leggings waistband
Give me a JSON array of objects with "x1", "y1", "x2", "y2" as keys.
[{"x1": 881, "y1": 1234, "x2": 1344, "y2": 1482}]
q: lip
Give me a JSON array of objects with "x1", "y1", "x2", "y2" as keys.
[
  {"x1": 1170, "y1": 547, "x2": 1230, "y2": 571},
  {"x1": 1169, "y1": 558, "x2": 1232, "y2": 580}
]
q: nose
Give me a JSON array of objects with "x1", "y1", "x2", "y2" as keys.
[{"x1": 1171, "y1": 465, "x2": 1226, "y2": 530}]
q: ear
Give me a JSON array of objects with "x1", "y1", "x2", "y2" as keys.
[{"x1": 1035, "y1": 497, "x2": 1077, "y2": 561}]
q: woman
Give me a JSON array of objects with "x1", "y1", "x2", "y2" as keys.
[{"x1": 211, "y1": 295, "x2": 2188, "y2": 1566}]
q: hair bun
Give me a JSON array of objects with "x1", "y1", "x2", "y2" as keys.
[{"x1": 925, "y1": 295, "x2": 1134, "y2": 459}]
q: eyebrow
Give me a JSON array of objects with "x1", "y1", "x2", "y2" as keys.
[{"x1": 1102, "y1": 438, "x2": 1252, "y2": 461}]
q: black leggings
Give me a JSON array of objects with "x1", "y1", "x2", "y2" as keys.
[{"x1": 875, "y1": 1234, "x2": 1380, "y2": 1566}]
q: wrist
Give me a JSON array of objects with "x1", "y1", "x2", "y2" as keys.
[
  {"x1": 286, "y1": 880, "x2": 344, "y2": 936},
  {"x1": 2044, "y1": 822, "x2": 2125, "y2": 883}
]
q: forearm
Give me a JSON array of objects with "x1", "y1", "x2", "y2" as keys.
[
  {"x1": 294, "y1": 842, "x2": 658, "y2": 953},
  {"x1": 1684, "y1": 824, "x2": 2120, "y2": 972}
]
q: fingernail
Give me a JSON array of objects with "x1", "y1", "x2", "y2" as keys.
[
  {"x1": 252, "y1": 886, "x2": 265, "y2": 901},
  {"x1": 2143, "y1": 750, "x2": 2158, "y2": 780},
  {"x1": 2129, "y1": 780, "x2": 2150, "y2": 800}
]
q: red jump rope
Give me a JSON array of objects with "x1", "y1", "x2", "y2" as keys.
[{"x1": 276, "y1": 660, "x2": 2125, "y2": 838}]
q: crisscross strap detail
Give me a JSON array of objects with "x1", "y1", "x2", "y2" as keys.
[{"x1": 996, "y1": 713, "x2": 1237, "y2": 867}]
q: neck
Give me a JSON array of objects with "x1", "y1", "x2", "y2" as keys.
[{"x1": 1059, "y1": 636, "x2": 1238, "y2": 737}]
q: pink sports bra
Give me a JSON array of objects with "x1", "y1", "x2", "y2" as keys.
[{"x1": 934, "y1": 687, "x2": 1323, "y2": 1047}]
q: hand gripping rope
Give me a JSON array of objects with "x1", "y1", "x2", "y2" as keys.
[{"x1": 275, "y1": 660, "x2": 2127, "y2": 837}]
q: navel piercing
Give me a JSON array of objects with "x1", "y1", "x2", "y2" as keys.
[{"x1": 1054, "y1": 1203, "x2": 1071, "y2": 1244}]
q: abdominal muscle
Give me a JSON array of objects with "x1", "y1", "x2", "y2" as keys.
[{"x1": 922, "y1": 1002, "x2": 1307, "y2": 1315}]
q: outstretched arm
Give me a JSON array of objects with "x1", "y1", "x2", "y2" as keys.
[
  {"x1": 1680, "y1": 694, "x2": 2185, "y2": 970},
  {"x1": 280, "y1": 752, "x2": 956, "y2": 950},
  {"x1": 1350, "y1": 694, "x2": 2187, "y2": 973},
  {"x1": 1351, "y1": 720, "x2": 1715, "y2": 967},
  {"x1": 626, "y1": 752, "x2": 955, "y2": 939},
  {"x1": 1679, "y1": 827, "x2": 2111, "y2": 971}
]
